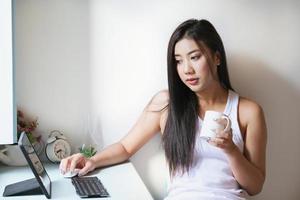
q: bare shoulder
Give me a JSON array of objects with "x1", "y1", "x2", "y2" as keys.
[
  {"x1": 239, "y1": 97, "x2": 265, "y2": 123},
  {"x1": 145, "y1": 90, "x2": 169, "y2": 133},
  {"x1": 239, "y1": 96, "x2": 267, "y2": 145},
  {"x1": 146, "y1": 89, "x2": 169, "y2": 112}
]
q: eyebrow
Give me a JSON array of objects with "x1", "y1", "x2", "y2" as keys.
[{"x1": 174, "y1": 49, "x2": 201, "y2": 57}]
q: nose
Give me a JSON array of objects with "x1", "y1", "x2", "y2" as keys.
[{"x1": 183, "y1": 60, "x2": 194, "y2": 74}]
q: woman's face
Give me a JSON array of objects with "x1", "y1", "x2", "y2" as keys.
[{"x1": 174, "y1": 38, "x2": 219, "y2": 93}]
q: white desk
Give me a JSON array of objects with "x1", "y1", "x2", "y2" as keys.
[{"x1": 0, "y1": 162, "x2": 154, "y2": 200}]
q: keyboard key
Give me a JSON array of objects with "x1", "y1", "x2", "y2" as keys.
[{"x1": 71, "y1": 176, "x2": 110, "y2": 198}]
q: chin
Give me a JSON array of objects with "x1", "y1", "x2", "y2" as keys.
[{"x1": 188, "y1": 85, "x2": 203, "y2": 93}]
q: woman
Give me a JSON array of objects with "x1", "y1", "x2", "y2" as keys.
[{"x1": 60, "y1": 19, "x2": 267, "y2": 200}]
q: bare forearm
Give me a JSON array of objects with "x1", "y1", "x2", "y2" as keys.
[
  {"x1": 90, "y1": 142, "x2": 131, "y2": 168},
  {"x1": 227, "y1": 147, "x2": 265, "y2": 195}
]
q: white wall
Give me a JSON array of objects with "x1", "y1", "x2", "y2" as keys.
[
  {"x1": 15, "y1": 0, "x2": 300, "y2": 200},
  {"x1": 15, "y1": 0, "x2": 93, "y2": 152},
  {"x1": 0, "y1": 0, "x2": 14, "y2": 144}
]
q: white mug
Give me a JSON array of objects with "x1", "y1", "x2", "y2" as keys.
[{"x1": 200, "y1": 110, "x2": 231, "y2": 141}]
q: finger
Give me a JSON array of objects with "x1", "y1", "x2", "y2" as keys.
[
  {"x1": 216, "y1": 131, "x2": 230, "y2": 138},
  {"x1": 60, "y1": 158, "x2": 71, "y2": 174},
  {"x1": 69, "y1": 154, "x2": 84, "y2": 172},
  {"x1": 214, "y1": 137, "x2": 224, "y2": 144},
  {"x1": 215, "y1": 118, "x2": 227, "y2": 126},
  {"x1": 224, "y1": 127, "x2": 232, "y2": 134},
  {"x1": 224, "y1": 130, "x2": 232, "y2": 139},
  {"x1": 59, "y1": 159, "x2": 65, "y2": 172},
  {"x1": 215, "y1": 128, "x2": 227, "y2": 138},
  {"x1": 78, "y1": 161, "x2": 93, "y2": 176},
  {"x1": 209, "y1": 138, "x2": 225, "y2": 148},
  {"x1": 208, "y1": 139, "x2": 217, "y2": 147}
]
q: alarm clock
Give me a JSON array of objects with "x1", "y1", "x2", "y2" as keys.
[{"x1": 45, "y1": 130, "x2": 71, "y2": 163}]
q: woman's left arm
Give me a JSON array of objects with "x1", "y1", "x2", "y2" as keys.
[{"x1": 210, "y1": 99, "x2": 267, "y2": 195}]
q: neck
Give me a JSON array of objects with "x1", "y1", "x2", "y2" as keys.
[{"x1": 196, "y1": 82, "x2": 228, "y2": 106}]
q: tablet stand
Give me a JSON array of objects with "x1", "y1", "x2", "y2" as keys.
[{"x1": 3, "y1": 178, "x2": 43, "y2": 197}]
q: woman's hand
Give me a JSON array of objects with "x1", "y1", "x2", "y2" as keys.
[
  {"x1": 59, "y1": 153, "x2": 96, "y2": 176},
  {"x1": 208, "y1": 118, "x2": 238, "y2": 155}
]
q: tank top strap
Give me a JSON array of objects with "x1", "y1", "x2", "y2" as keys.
[
  {"x1": 225, "y1": 90, "x2": 244, "y2": 152},
  {"x1": 223, "y1": 90, "x2": 237, "y2": 116}
]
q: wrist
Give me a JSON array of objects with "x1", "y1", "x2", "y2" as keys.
[
  {"x1": 89, "y1": 156, "x2": 98, "y2": 167},
  {"x1": 225, "y1": 144, "x2": 240, "y2": 157}
]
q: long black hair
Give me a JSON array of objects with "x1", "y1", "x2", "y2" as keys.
[{"x1": 162, "y1": 19, "x2": 233, "y2": 176}]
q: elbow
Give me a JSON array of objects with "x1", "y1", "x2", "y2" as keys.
[
  {"x1": 248, "y1": 185, "x2": 263, "y2": 196},
  {"x1": 118, "y1": 142, "x2": 132, "y2": 159},
  {"x1": 247, "y1": 176, "x2": 265, "y2": 196}
]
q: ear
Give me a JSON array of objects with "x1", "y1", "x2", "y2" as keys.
[{"x1": 214, "y1": 51, "x2": 221, "y2": 66}]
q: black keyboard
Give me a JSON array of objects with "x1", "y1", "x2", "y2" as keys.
[{"x1": 71, "y1": 176, "x2": 110, "y2": 198}]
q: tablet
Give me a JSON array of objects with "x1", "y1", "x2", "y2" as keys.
[{"x1": 17, "y1": 132, "x2": 51, "y2": 198}]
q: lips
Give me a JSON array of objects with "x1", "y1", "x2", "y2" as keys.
[{"x1": 186, "y1": 78, "x2": 199, "y2": 85}]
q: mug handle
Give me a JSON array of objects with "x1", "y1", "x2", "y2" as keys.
[{"x1": 221, "y1": 115, "x2": 231, "y2": 132}]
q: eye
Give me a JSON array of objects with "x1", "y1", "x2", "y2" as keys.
[
  {"x1": 175, "y1": 59, "x2": 183, "y2": 65},
  {"x1": 191, "y1": 54, "x2": 201, "y2": 61}
]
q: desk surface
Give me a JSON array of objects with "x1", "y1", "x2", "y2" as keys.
[{"x1": 0, "y1": 162, "x2": 154, "y2": 200}]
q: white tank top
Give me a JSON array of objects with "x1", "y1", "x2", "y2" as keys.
[{"x1": 164, "y1": 90, "x2": 248, "y2": 200}]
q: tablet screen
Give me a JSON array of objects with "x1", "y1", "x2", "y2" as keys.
[{"x1": 18, "y1": 132, "x2": 51, "y2": 198}]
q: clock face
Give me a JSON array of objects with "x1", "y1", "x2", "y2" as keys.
[{"x1": 53, "y1": 140, "x2": 71, "y2": 160}]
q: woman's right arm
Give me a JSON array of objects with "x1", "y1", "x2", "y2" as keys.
[{"x1": 59, "y1": 90, "x2": 169, "y2": 176}]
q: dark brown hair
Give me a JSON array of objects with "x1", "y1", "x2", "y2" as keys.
[{"x1": 162, "y1": 19, "x2": 233, "y2": 176}]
